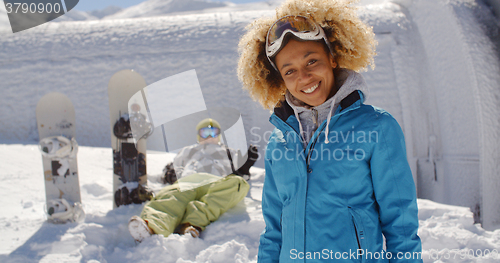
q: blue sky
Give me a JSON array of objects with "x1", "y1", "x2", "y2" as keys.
[{"x1": 75, "y1": 0, "x2": 263, "y2": 12}]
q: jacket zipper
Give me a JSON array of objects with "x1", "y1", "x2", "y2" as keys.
[
  {"x1": 352, "y1": 218, "x2": 361, "y2": 250},
  {"x1": 306, "y1": 138, "x2": 318, "y2": 168},
  {"x1": 349, "y1": 206, "x2": 365, "y2": 255},
  {"x1": 305, "y1": 104, "x2": 355, "y2": 168}
]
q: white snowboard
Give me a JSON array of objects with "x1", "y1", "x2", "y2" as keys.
[
  {"x1": 108, "y1": 69, "x2": 150, "y2": 208},
  {"x1": 36, "y1": 92, "x2": 83, "y2": 222}
]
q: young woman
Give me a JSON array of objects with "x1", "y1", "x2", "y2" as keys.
[{"x1": 238, "y1": 0, "x2": 422, "y2": 262}]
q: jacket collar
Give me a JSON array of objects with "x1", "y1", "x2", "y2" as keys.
[{"x1": 273, "y1": 89, "x2": 361, "y2": 125}]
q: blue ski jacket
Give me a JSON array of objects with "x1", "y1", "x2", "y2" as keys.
[{"x1": 258, "y1": 90, "x2": 422, "y2": 262}]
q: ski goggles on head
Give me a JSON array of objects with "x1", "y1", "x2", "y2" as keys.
[
  {"x1": 198, "y1": 126, "x2": 221, "y2": 139},
  {"x1": 265, "y1": 15, "x2": 332, "y2": 71}
]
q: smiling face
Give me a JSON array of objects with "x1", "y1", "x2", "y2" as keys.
[{"x1": 274, "y1": 39, "x2": 338, "y2": 107}]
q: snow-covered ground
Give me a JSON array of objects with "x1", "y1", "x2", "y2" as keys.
[{"x1": 0, "y1": 144, "x2": 499, "y2": 262}]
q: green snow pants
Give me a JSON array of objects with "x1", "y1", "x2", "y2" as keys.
[{"x1": 140, "y1": 174, "x2": 249, "y2": 237}]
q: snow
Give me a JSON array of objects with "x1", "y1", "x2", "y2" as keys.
[
  {"x1": 0, "y1": 3, "x2": 10, "y2": 31},
  {"x1": 1, "y1": 144, "x2": 500, "y2": 262},
  {"x1": 89, "y1": 6, "x2": 124, "y2": 19},
  {"x1": 102, "y1": 0, "x2": 230, "y2": 20},
  {"x1": 0, "y1": 0, "x2": 283, "y2": 26},
  {"x1": 1, "y1": 0, "x2": 500, "y2": 261},
  {"x1": 51, "y1": 8, "x2": 100, "y2": 22}
]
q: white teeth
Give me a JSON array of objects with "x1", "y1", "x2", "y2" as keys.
[{"x1": 303, "y1": 83, "x2": 319, "y2": 94}]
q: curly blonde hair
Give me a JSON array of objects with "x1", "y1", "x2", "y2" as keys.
[{"x1": 237, "y1": 0, "x2": 377, "y2": 110}]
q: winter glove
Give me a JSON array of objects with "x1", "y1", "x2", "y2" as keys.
[
  {"x1": 162, "y1": 162, "x2": 177, "y2": 185},
  {"x1": 235, "y1": 145, "x2": 259, "y2": 180}
]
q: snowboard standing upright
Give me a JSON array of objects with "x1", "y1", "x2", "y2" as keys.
[
  {"x1": 108, "y1": 69, "x2": 154, "y2": 208},
  {"x1": 36, "y1": 92, "x2": 84, "y2": 223}
]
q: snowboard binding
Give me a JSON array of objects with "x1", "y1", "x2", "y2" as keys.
[
  {"x1": 113, "y1": 113, "x2": 133, "y2": 139},
  {"x1": 39, "y1": 135, "x2": 78, "y2": 159},
  {"x1": 114, "y1": 144, "x2": 146, "y2": 183},
  {"x1": 129, "y1": 109, "x2": 153, "y2": 141},
  {"x1": 39, "y1": 136, "x2": 79, "y2": 178},
  {"x1": 113, "y1": 109, "x2": 153, "y2": 141},
  {"x1": 114, "y1": 184, "x2": 155, "y2": 207},
  {"x1": 46, "y1": 198, "x2": 85, "y2": 224}
]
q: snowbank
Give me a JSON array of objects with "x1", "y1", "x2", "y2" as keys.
[{"x1": 0, "y1": 10, "x2": 276, "y2": 152}]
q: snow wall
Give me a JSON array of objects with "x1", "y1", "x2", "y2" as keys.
[{"x1": 0, "y1": 0, "x2": 499, "y2": 230}]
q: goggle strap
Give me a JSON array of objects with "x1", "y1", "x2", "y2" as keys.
[
  {"x1": 265, "y1": 15, "x2": 333, "y2": 72},
  {"x1": 267, "y1": 36, "x2": 334, "y2": 72}
]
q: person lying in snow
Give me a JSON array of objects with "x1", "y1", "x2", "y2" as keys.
[{"x1": 128, "y1": 118, "x2": 258, "y2": 241}]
